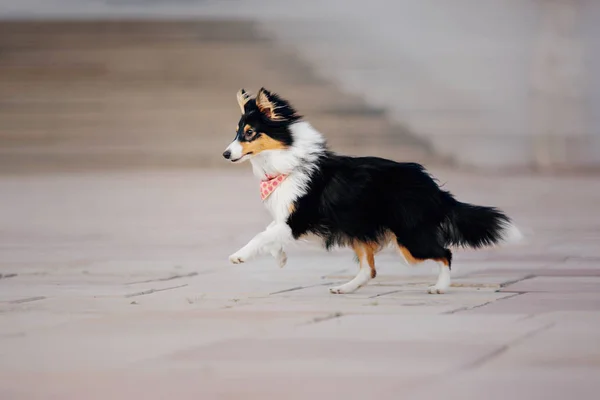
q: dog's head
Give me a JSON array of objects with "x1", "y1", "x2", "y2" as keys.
[{"x1": 223, "y1": 88, "x2": 301, "y2": 163}]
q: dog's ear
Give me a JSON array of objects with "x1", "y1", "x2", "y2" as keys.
[
  {"x1": 255, "y1": 88, "x2": 301, "y2": 122},
  {"x1": 236, "y1": 88, "x2": 251, "y2": 114},
  {"x1": 255, "y1": 88, "x2": 281, "y2": 120}
]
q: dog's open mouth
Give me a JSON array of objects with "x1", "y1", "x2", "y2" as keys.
[{"x1": 231, "y1": 152, "x2": 253, "y2": 163}]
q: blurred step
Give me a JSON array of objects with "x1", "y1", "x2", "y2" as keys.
[
  {"x1": 0, "y1": 114, "x2": 398, "y2": 152},
  {"x1": 0, "y1": 20, "x2": 435, "y2": 173},
  {"x1": 0, "y1": 143, "x2": 441, "y2": 175},
  {"x1": 0, "y1": 21, "x2": 265, "y2": 49},
  {"x1": 0, "y1": 86, "x2": 373, "y2": 114}
]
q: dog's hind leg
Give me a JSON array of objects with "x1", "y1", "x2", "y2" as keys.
[
  {"x1": 428, "y1": 257, "x2": 452, "y2": 294},
  {"x1": 330, "y1": 242, "x2": 377, "y2": 294},
  {"x1": 397, "y1": 241, "x2": 452, "y2": 294}
]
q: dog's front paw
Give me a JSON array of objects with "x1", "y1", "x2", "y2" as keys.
[
  {"x1": 229, "y1": 250, "x2": 249, "y2": 264},
  {"x1": 329, "y1": 284, "x2": 358, "y2": 295},
  {"x1": 229, "y1": 254, "x2": 244, "y2": 264},
  {"x1": 272, "y1": 249, "x2": 287, "y2": 268}
]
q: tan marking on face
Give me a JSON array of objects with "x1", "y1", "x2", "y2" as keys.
[
  {"x1": 352, "y1": 241, "x2": 379, "y2": 279},
  {"x1": 243, "y1": 124, "x2": 252, "y2": 134},
  {"x1": 240, "y1": 134, "x2": 288, "y2": 156},
  {"x1": 288, "y1": 203, "x2": 296, "y2": 214}
]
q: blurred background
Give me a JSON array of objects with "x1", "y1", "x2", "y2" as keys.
[
  {"x1": 3, "y1": 2, "x2": 600, "y2": 398},
  {"x1": 1, "y1": 0, "x2": 599, "y2": 173}
]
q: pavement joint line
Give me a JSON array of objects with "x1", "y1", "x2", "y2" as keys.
[
  {"x1": 124, "y1": 271, "x2": 199, "y2": 285},
  {"x1": 269, "y1": 286, "x2": 304, "y2": 295},
  {"x1": 516, "y1": 313, "x2": 537, "y2": 321},
  {"x1": 7, "y1": 296, "x2": 46, "y2": 304},
  {"x1": 0, "y1": 273, "x2": 18, "y2": 280},
  {"x1": 368, "y1": 289, "x2": 405, "y2": 299},
  {"x1": 0, "y1": 332, "x2": 26, "y2": 339},
  {"x1": 269, "y1": 281, "x2": 338, "y2": 295},
  {"x1": 497, "y1": 291, "x2": 528, "y2": 294},
  {"x1": 301, "y1": 312, "x2": 344, "y2": 326},
  {"x1": 320, "y1": 268, "x2": 350, "y2": 279},
  {"x1": 460, "y1": 322, "x2": 556, "y2": 371},
  {"x1": 566, "y1": 255, "x2": 600, "y2": 262},
  {"x1": 497, "y1": 274, "x2": 536, "y2": 289},
  {"x1": 124, "y1": 284, "x2": 188, "y2": 298},
  {"x1": 442, "y1": 293, "x2": 523, "y2": 315}
]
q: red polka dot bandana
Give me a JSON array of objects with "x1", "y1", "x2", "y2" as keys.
[{"x1": 260, "y1": 174, "x2": 288, "y2": 201}]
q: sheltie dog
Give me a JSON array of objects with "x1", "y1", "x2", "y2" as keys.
[{"x1": 223, "y1": 88, "x2": 522, "y2": 294}]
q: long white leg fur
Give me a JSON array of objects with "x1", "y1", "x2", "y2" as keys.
[
  {"x1": 229, "y1": 223, "x2": 292, "y2": 266},
  {"x1": 330, "y1": 244, "x2": 374, "y2": 294},
  {"x1": 428, "y1": 262, "x2": 451, "y2": 294}
]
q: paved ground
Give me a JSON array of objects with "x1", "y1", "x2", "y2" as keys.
[{"x1": 1, "y1": 167, "x2": 599, "y2": 399}]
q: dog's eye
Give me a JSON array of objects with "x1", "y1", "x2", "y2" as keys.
[{"x1": 246, "y1": 129, "x2": 254, "y2": 135}]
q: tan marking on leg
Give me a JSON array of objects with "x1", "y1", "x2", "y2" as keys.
[
  {"x1": 240, "y1": 134, "x2": 288, "y2": 156},
  {"x1": 353, "y1": 241, "x2": 378, "y2": 279},
  {"x1": 398, "y1": 244, "x2": 450, "y2": 267},
  {"x1": 366, "y1": 243, "x2": 377, "y2": 278},
  {"x1": 288, "y1": 203, "x2": 296, "y2": 214},
  {"x1": 434, "y1": 257, "x2": 450, "y2": 266},
  {"x1": 397, "y1": 245, "x2": 423, "y2": 265},
  {"x1": 382, "y1": 231, "x2": 396, "y2": 247},
  {"x1": 329, "y1": 240, "x2": 380, "y2": 294}
]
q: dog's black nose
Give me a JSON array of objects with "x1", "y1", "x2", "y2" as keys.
[{"x1": 222, "y1": 150, "x2": 231, "y2": 160}]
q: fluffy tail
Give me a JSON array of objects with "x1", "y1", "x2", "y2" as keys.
[{"x1": 440, "y1": 202, "x2": 523, "y2": 249}]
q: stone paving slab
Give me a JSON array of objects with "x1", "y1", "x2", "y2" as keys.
[
  {"x1": 1, "y1": 310, "x2": 324, "y2": 370},
  {"x1": 157, "y1": 336, "x2": 497, "y2": 375},
  {"x1": 486, "y1": 329, "x2": 600, "y2": 369},
  {"x1": 499, "y1": 276, "x2": 600, "y2": 293},
  {"x1": 410, "y1": 368, "x2": 600, "y2": 400},
  {"x1": 0, "y1": 372, "x2": 410, "y2": 400},
  {"x1": 263, "y1": 314, "x2": 549, "y2": 345},
  {"x1": 469, "y1": 267, "x2": 600, "y2": 277},
  {"x1": 1, "y1": 169, "x2": 600, "y2": 399},
  {"x1": 461, "y1": 292, "x2": 600, "y2": 314}
]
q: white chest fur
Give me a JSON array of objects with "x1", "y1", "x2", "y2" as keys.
[
  {"x1": 262, "y1": 172, "x2": 308, "y2": 222},
  {"x1": 249, "y1": 121, "x2": 325, "y2": 223}
]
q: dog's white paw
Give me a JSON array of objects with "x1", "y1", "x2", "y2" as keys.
[
  {"x1": 229, "y1": 250, "x2": 249, "y2": 264},
  {"x1": 229, "y1": 254, "x2": 244, "y2": 264},
  {"x1": 427, "y1": 285, "x2": 447, "y2": 294},
  {"x1": 329, "y1": 284, "x2": 357, "y2": 295},
  {"x1": 275, "y1": 250, "x2": 287, "y2": 268}
]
